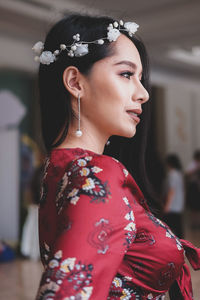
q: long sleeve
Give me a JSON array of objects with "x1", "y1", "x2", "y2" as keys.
[
  {"x1": 36, "y1": 154, "x2": 136, "y2": 300},
  {"x1": 169, "y1": 239, "x2": 200, "y2": 299}
]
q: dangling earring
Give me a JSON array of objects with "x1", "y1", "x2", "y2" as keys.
[{"x1": 75, "y1": 94, "x2": 82, "y2": 137}]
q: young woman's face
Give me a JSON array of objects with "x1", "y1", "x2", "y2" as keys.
[{"x1": 81, "y1": 34, "x2": 149, "y2": 138}]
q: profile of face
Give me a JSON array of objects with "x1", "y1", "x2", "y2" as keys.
[{"x1": 64, "y1": 34, "x2": 149, "y2": 141}]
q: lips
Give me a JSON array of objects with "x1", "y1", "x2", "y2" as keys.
[{"x1": 126, "y1": 109, "x2": 142, "y2": 124}]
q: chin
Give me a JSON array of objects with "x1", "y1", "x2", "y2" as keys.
[
  {"x1": 117, "y1": 128, "x2": 136, "y2": 138},
  {"x1": 127, "y1": 131, "x2": 136, "y2": 138}
]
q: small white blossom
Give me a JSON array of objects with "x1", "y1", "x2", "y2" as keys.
[
  {"x1": 123, "y1": 196, "x2": 130, "y2": 206},
  {"x1": 124, "y1": 222, "x2": 136, "y2": 231},
  {"x1": 107, "y1": 28, "x2": 121, "y2": 42},
  {"x1": 32, "y1": 41, "x2": 44, "y2": 55},
  {"x1": 74, "y1": 44, "x2": 89, "y2": 56},
  {"x1": 60, "y1": 44, "x2": 66, "y2": 50},
  {"x1": 40, "y1": 51, "x2": 55, "y2": 65},
  {"x1": 49, "y1": 259, "x2": 59, "y2": 268},
  {"x1": 54, "y1": 50, "x2": 60, "y2": 55},
  {"x1": 124, "y1": 22, "x2": 139, "y2": 35},
  {"x1": 71, "y1": 45, "x2": 77, "y2": 51},
  {"x1": 70, "y1": 196, "x2": 79, "y2": 205}
]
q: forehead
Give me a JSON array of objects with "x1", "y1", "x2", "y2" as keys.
[{"x1": 107, "y1": 34, "x2": 143, "y2": 71}]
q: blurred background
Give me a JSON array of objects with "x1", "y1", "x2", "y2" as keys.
[{"x1": 0, "y1": 0, "x2": 200, "y2": 299}]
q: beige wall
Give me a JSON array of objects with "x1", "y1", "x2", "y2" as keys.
[{"x1": 152, "y1": 71, "x2": 200, "y2": 169}]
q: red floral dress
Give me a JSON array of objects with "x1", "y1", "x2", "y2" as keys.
[{"x1": 36, "y1": 148, "x2": 200, "y2": 300}]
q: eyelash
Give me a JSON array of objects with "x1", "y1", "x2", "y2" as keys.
[{"x1": 120, "y1": 71, "x2": 134, "y2": 80}]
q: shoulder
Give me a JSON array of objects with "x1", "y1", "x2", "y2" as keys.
[
  {"x1": 68, "y1": 151, "x2": 126, "y2": 182},
  {"x1": 54, "y1": 150, "x2": 130, "y2": 211}
]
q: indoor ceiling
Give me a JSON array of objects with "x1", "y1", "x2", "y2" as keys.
[{"x1": 0, "y1": 0, "x2": 200, "y2": 78}]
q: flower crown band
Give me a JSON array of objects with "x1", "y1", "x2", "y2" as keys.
[{"x1": 32, "y1": 20, "x2": 139, "y2": 65}]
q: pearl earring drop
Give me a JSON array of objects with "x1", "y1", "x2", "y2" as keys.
[{"x1": 75, "y1": 94, "x2": 83, "y2": 137}]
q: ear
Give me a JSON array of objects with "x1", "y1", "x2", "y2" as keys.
[{"x1": 63, "y1": 66, "x2": 84, "y2": 98}]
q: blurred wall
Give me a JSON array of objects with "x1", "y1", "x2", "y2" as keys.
[{"x1": 152, "y1": 71, "x2": 200, "y2": 169}]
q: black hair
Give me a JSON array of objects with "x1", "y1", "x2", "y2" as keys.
[
  {"x1": 38, "y1": 14, "x2": 160, "y2": 211},
  {"x1": 166, "y1": 154, "x2": 182, "y2": 171}
]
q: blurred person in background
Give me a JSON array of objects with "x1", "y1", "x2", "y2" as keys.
[
  {"x1": 185, "y1": 150, "x2": 200, "y2": 229},
  {"x1": 186, "y1": 149, "x2": 200, "y2": 174},
  {"x1": 33, "y1": 13, "x2": 200, "y2": 300},
  {"x1": 20, "y1": 136, "x2": 43, "y2": 260},
  {"x1": 162, "y1": 154, "x2": 185, "y2": 239}
]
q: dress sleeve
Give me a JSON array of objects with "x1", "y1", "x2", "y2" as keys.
[
  {"x1": 36, "y1": 154, "x2": 137, "y2": 300},
  {"x1": 170, "y1": 239, "x2": 200, "y2": 300}
]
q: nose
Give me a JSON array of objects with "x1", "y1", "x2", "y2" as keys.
[{"x1": 132, "y1": 80, "x2": 149, "y2": 104}]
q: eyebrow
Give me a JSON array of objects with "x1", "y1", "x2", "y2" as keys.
[{"x1": 114, "y1": 60, "x2": 143, "y2": 76}]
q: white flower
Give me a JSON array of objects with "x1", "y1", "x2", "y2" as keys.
[
  {"x1": 124, "y1": 222, "x2": 136, "y2": 231},
  {"x1": 49, "y1": 259, "x2": 59, "y2": 268},
  {"x1": 70, "y1": 196, "x2": 79, "y2": 205},
  {"x1": 74, "y1": 44, "x2": 89, "y2": 57},
  {"x1": 91, "y1": 166, "x2": 102, "y2": 173},
  {"x1": 123, "y1": 168, "x2": 129, "y2": 177},
  {"x1": 123, "y1": 196, "x2": 130, "y2": 206},
  {"x1": 32, "y1": 41, "x2": 44, "y2": 55},
  {"x1": 54, "y1": 250, "x2": 62, "y2": 259},
  {"x1": 107, "y1": 28, "x2": 121, "y2": 42},
  {"x1": 40, "y1": 51, "x2": 55, "y2": 65},
  {"x1": 113, "y1": 277, "x2": 122, "y2": 287},
  {"x1": 60, "y1": 44, "x2": 66, "y2": 50},
  {"x1": 60, "y1": 257, "x2": 76, "y2": 273},
  {"x1": 77, "y1": 159, "x2": 87, "y2": 166},
  {"x1": 125, "y1": 211, "x2": 134, "y2": 221},
  {"x1": 124, "y1": 22, "x2": 139, "y2": 35}
]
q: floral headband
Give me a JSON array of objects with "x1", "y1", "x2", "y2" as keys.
[{"x1": 32, "y1": 20, "x2": 139, "y2": 65}]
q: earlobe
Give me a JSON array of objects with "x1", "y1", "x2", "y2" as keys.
[{"x1": 63, "y1": 66, "x2": 83, "y2": 98}]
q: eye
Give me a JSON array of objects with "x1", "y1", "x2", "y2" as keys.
[{"x1": 120, "y1": 71, "x2": 134, "y2": 80}]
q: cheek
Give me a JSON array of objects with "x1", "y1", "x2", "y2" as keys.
[
  {"x1": 83, "y1": 71, "x2": 131, "y2": 126},
  {"x1": 91, "y1": 74, "x2": 127, "y2": 106}
]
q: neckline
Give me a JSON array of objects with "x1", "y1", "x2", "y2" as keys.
[{"x1": 51, "y1": 147, "x2": 102, "y2": 156}]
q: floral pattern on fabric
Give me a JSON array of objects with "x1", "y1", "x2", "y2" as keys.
[
  {"x1": 37, "y1": 250, "x2": 93, "y2": 300},
  {"x1": 123, "y1": 168, "x2": 129, "y2": 178},
  {"x1": 108, "y1": 274, "x2": 166, "y2": 300},
  {"x1": 37, "y1": 149, "x2": 200, "y2": 300},
  {"x1": 123, "y1": 197, "x2": 136, "y2": 249},
  {"x1": 40, "y1": 242, "x2": 51, "y2": 266},
  {"x1": 135, "y1": 230, "x2": 155, "y2": 246},
  {"x1": 87, "y1": 218, "x2": 112, "y2": 254},
  {"x1": 39, "y1": 157, "x2": 50, "y2": 206},
  {"x1": 158, "y1": 262, "x2": 175, "y2": 287},
  {"x1": 55, "y1": 156, "x2": 111, "y2": 214},
  {"x1": 146, "y1": 211, "x2": 183, "y2": 251}
]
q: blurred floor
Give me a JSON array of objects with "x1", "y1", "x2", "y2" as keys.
[
  {"x1": 0, "y1": 222, "x2": 199, "y2": 300},
  {"x1": 0, "y1": 258, "x2": 42, "y2": 300}
]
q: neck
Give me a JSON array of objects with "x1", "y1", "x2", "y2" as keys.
[{"x1": 56, "y1": 118, "x2": 110, "y2": 155}]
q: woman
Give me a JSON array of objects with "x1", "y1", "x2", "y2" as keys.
[
  {"x1": 163, "y1": 154, "x2": 185, "y2": 239},
  {"x1": 34, "y1": 14, "x2": 200, "y2": 299}
]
